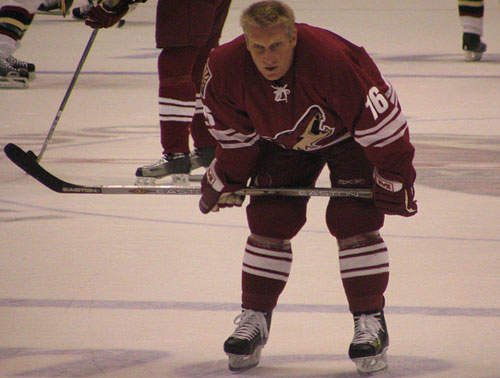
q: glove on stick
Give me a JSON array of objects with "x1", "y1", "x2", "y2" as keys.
[
  {"x1": 199, "y1": 162, "x2": 244, "y2": 214},
  {"x1": 85, "y1": 1, "x2": 129, "y2": 29},
  {"x1": 373, "y1": 168, "x2": 417, "y2": 217}
]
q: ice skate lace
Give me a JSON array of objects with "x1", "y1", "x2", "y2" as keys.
[
  {"x1": 352, "y1": 314, "x2": 382, "y2": 345},
  {"x1": 231, "y1": 309, "x2": 269, "y2": 341},
  {"x1": 0, "y1": 57, "x2": 15, "y2": 70},
  {"x1": 6, "y1": 56, "x2": 28, "y2": 69}
]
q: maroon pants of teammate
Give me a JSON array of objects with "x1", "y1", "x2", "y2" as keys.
[{"x1": 155, "y1": 0, "x2": 231, "y2": 153}]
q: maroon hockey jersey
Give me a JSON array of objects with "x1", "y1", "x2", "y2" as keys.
[{"x1": 201, "y1": 23, "x2": 416, "y2": 190}]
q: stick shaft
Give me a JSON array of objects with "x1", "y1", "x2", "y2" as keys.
[
  {"x1": 76, "y1": 185, "x2": 373, "y2": 198},
  {"x1": 37, "y1": 29, "x2": 99, "y2": 163},
  {"x1": 4, "y1": 143, "x2": 373, "y2": 199}
]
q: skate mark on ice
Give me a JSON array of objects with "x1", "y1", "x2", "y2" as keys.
[
  {"x1": 0, "y1": 347, "x2": 167, "y2": 377},
  {"x1": 0, "y1": 298, "x2": 498, "y2": 318}
]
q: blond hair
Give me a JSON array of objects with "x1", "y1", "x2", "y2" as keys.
[{"x1": 240, "y1": 1, "x2": 296, "y2": 39}]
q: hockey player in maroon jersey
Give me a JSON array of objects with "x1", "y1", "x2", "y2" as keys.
[
  {"x1": 198, "y1": 1, "x2": 417, "y2": 375},
  {"x1": 85, "y1": 0, "x2": 232, "y2": 183}
]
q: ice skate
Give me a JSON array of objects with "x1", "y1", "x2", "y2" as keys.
[
  {"x1": 7, "y1": 56, "x2": 35, "y2": 81},
  {"x1": 223, "y1": 308, "x2": 272, "y2": 372},
  {"x1": 462, "y1": 33, "x2": 487, "y2": 62},
  {"x1": 348, "y1": 310, "x2": 389, "y2": 376},
  {"x1": 37, "y1": 0, "x2": 73, "y2": 15},
  {"x1": 0, "y1": 56, "x2": 30, "y2": 89},
  {"x1": 187, "y1": 146, "x2": 215, "y2": 180},
  {"x1": 190, "y1": 146, "x2": 215, "y2": 171},
  {"x1": 135, "y1": 152, "x2": 191, "y2": 185}
]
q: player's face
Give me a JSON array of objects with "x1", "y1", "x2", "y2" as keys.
[{"x1": 245, "y1": 24, "x2": 297, "y2": 81}]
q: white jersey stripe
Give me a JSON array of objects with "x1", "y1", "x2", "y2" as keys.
[
  {"x1": 242, "y1": 242, "x2": 292, "y2": 282},
  {"x1": 246, "y1": 244, "x2": 293, "y2": 260},
  {"x1": 339, "y1": 241, "x2": 389, "y2": 279},
  {"x1": 373, "y1": 125, "x2": 408, "y2": 147},
  {"x1": 242, "y1": 266, "x2": 289, "y2": 281},
  {"x1": 159, "y1": 116, "x2": 193, "y2": 122},
  {"x1": 339, "y1": 250, "x2": 389, "y2": 271},
  {"x1": 209, "y1": 127, "x2": 259, "y2": 142},
  {"x1": 341, "y1": 266, "x2": 390, "y2": 279},
  {"x1": 208, "y1": 128, "x2": 260, "y2": 149},
  {"x1": 355, "y1": 112, "x2": 407, "y2": 147},
  {"x1": 355, "y1": 107, "x2": 399, "y2": 137},
  {"x1": 159, "y1": 104, "x2": 196, "y2": 117},
  {"x1": 194, "y1": 97, "x2": 203, "y2": 114},
  {"x1": 244, "y1": 253, "x2": 292, "y2": 275},
  {"x1": 159, "y1": 97, "x2": 196, "y2": 107}
]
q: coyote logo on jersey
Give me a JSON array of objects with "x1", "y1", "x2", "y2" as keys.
[{"x1": 272, "y1": 105, "x2": 335, "y2": 151}]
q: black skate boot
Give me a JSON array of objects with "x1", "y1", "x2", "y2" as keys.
[
  {"x1": 190, "y1": 146, "x2": 216, "y2": 170},
  {"x1": 224, "y1": 308, "x2": 272, "y2": 372},
  {"x1": 0, "y1": 56, "x2": 30, "y2": 89},
  {"x1": 135, "y1": 152, "x2": 191, "y2": 185},
  {"x1": 7, "y1": 56, "x2": 35, "y2": 81},
  {"x1": 462, "y1": 32, "x2": 487, "y2": 62},
  {"x1": 72, "y1": 0, "x2": 94, "y2": 20},
  {"x1": 348, "y1": 309, "x2": 389, "y2": 376},
  {"x1": 37, "y1": 0, "x2": 73, "y2": 15}
]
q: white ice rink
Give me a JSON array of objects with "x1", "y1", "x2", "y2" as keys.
[{"x1": 1, "y1": 1, "x2": 500, "y2": 377}]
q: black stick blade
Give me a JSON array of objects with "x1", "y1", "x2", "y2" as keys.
[{"x1": 3, "y1": 143, "x2": 88, "y2": 193}]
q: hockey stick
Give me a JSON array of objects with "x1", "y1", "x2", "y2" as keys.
[
  {"x1": 4, "y1": 143, "x2": 373, "y2": 198},
  {"x1": 37, "y1": 29, "x2": 99, "y2": 163}
]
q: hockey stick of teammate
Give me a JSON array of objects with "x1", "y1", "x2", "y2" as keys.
[
  {"x1": 4, "y1": 143, "x2": 373, "y2": 198},
  {"x1": 37, "y1": 29, "x2": 99, "y2": 163}
]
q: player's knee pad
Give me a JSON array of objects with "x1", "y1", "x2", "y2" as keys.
[
  {"x1": 248, "y1": 233, "x2": 291, "y2": 250},
  {"x1": 247, "y1": 196, "x2": 307, "y2": 239},
  {"x1": 326, "y1": 198, "x2": 384, "y2": 239},
  {"x1": 337, "y1": 230, "x2": 383, "y2": 250}
]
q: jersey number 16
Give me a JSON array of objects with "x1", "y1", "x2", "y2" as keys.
[{"x1": 365, "y1": 86, "x2": 389, "y2": 120}]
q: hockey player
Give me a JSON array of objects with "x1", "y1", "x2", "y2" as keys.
[
  {"x1": 198, "y1": 1, "x2": 417, "y2": 375},
  {"x1": 0, "y1": 0, "x2": 37, "y2": 88},
  {"x1": 84, "y1": 0, "x2": 232, "y2": 183},
  {"x1": 458, "y1": 0, "x2": 487, "y2": 61}
]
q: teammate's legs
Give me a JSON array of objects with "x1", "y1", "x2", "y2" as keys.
[
  {"x1": 136, "y1": 0, "x2": 225, "y2": 180},
  {"x1": 157, "y1": 46, "x2": 199, "y2": 154},
  {"x1": 458, "y1": 0, "x2": 486, "y2": 61},
  {"x1": 0, "y1": 0, "x2": 37, "y2": 88},
  {"x1": 190, "y1": 0, "x2": 231, "y2": 150}
]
